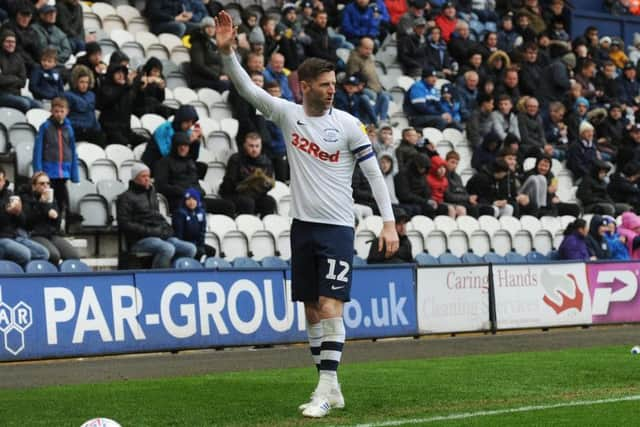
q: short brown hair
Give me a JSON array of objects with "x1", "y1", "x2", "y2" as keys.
[
  {"x1": 297, "y1": 57, "x2": 335, "y2": 83},
  {"x1": 41, "y1": 47, "x2": 57, "y2": 62},
  {"x1": 244, "y1": 132, "x2": 262, "y2": 143},
  {"x1": 51, "y1": 97, "x2": 68, "y2": 110},
  {"x1": 445, "y1": 150, "x2": 460, "y2": 161}
]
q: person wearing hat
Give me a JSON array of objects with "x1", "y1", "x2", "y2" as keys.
[
  {"x1": 466, "y1": 158, "x2": 516, "y2": 217},
  {"x1": 577, "y1": 158, "x2": 624, "y2": 217},
  {"x1": 116, "y1": 162, "x2": 197, "y2": 269},
  {"x1": 497, "y1": 11, "x2": 518, "y2": 52},
  {"x1": 617, "y1": 124, "x2": 640, "y2": 171},
  {"x1": 596, "y1": 102, "x2": 627, "y2": 152},
  {"x1": 367, "y1": 207, "x2": 412, "y2": 264},
  {"x1": 434, "y1": 1, "x2": 457, "y2": 43},
  {"x1": 439, "y1": 83, "x2": 462, "y2": 130},
  {"x1": 566, "y1": 96, "x2": 590, "y2": 144},
  {"x1": 132, "y1": 57, "x2": 175, "y2": 119},
  {"x1": 567, "y1": 120, "x2": 598, "y2": 180},
  {"x1": 55, "y1": 0, "x2": 87, "y2": 54},
  {"x1": 172, "y1": 187, "x2": 216, "y2": 262},
  {"x1": 0, "y1": 29, "x2": 42, "y2": 112},
  {"x1": 397, "y1": 16, "x2": 429, "y2": 77},
  {"x1": 1, "y1": 0, "x2": 40, "y2": 72},
  {"x1": 617, "y1": 61, "x2": 640, "y2": 108},
  {"x1": 608, "y1": 161, "x2": 640, "y2": 212},
  {"x1": 334, "y1": 72, "x2": 378, "y2": 126},
  {"x1": 31, "y1": 3, "x2": 72, "y2": 64},
  {"x1": 396, "y1": 0, "x2": 426, "y2": 37},
  {"x1": 73, "y1": 41, "x2": 107, "y2": 86},
  {"x1": 584, "y1": 215, "x2": 612, "y2": 260},
  {"x1": 403, "y1": 65, "x2": 451, "y2": 130},
  {"x1": 609, "y1": 38, "x2": 629, "y2": 69},
  {"x1": 189, "y1": 16, "x2": 231, "y2": 92}
]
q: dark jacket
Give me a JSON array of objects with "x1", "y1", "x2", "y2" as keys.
[
  {"x1": 154, "y1": 139, "x2": 204, "y2": 212},
  {"x1": 519, "y1": 60, "x2": 543, "y2": 96},
  {"x1": 29, "y1": 65, "x2": 64, "y2": 100},
  {"x1": 219, "y1": 151, "x2": 275, "y2": 199},
  {"x1": 172, "y1": 191, "x2": 207, "y2": 247},
  {"x1": 447, "y1": 33, "x2": 478, "y2": 66},
  {"x1": 538, "y1": 59, "x2": 571, "y2": 105},
  {"x1": 608, "y1": 171, "x2": 640, "y2": 208},
  {"x1": 425, "y1": 37, "x2": 454, "y2": 72},
  {"x1": 229, "y1": 84, "x2": 271, "y2": 149},
  {"x1": 445, "y1": 169, "x2": 470, "y2": 205},
  {"x1": 394, "y1": 140, "x2": 420, "y2": 172},
  {"x1": 558, "y1": 232, "x2": 590, "y2": 260},
  {"x1": 0, "y1": 31, "x2": 27, "y2": 96},
  {"x1": 367, "y1": 234, "x2": 412, "y2": 264},
  {"x1": 397, "y1": 32, "x2": 429, "y2": 76},
  {"x1": 1, "y1": 20, "x2": 40, "y2": 71},
  {"x1": 304, "y1": 21, "x2": 338, "y2": 63},
  {"x1": 567, "y1": 139, "x2": 598, "y2": 180},
  {"x1": 597, "y1": 115, "x2": 627, "y2": 148},
  {"x1": 518, "y1": 111, "x2": 547, "y2": 156},
  {"x1": 585, "y1": 215, "x2": 611, "y2": 260},
  {"x1": 33, "y1": 117, "x2": 79, "y2": 182},
  {"x1": 116, "y1": 181, "x2": 173, "y2": 247},
  {"x1": 189, "y1": 29, "x2": 225, "y2": 88},
  {"x1": 394, "y1": 154, "x2": 432, "y2": 206},
  {"x1": 31, "y1": 21, "x2": 72, "y2": 63},
  {"x1": 352, "y1": 166, "x2": 375, "y2": 210},
  {"x1": 577, "y1": 163, "x2": 614, "y2": 207},
  {"x1": 97, "y1": 64, "x2": 140, "y2": 137},
  {"x1": 65, "y1": 89, "x2": 100, "y2": 131},
  {"x1": 145, "y1": 0, "x2": 184, "y2": 27},
  {"x1": 334, "y1": 88, "x2": 377, "y2": 125},
  {"x1": 617, "y1": 75, "x2": 640, "y2": 107},
  {"x1": 466, "y1": 165, "x2": 501, "y2": 205},
  {"x1": 21, "y1": 190, "x2": 62, "y2": 238},
  {"x1": 56, "y1": 0, "x2": 84, "y2": 40},
  {"x1": 0, "y1": 181, "x2": 25, "y2": 239},
  {"x1": 466, "y1": 109, "x2": 493, "y2": 148}
]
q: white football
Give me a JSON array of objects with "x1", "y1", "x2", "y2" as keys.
[
  {"x1": 631, "y1": 346, "x2": 640, "y2": 355},
  {"x1": 80, "y1": 418, "x2": 122, "y2": 427}
]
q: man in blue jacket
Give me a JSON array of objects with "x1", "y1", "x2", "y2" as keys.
[
  {"x1": 341, "y1": 0, "x2": 389, "y2": 46},
  {"x1": 403, "y1": 66, "x2": 451, "y2": 130}
]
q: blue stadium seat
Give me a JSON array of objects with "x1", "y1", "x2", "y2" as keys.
[
  {"x1": 261, "y1": 256, "x2": 288, "y2": 268},
  {"x1": 173, "y1": 257, "x2": 203, "y2": 269},
  {"x1": 59, "y1": 259, "x2": 91, "y2": 273},
  {"x1": 203, "y1": 257, "x2": 232, "y2": 269},
  {"x1": 353, "y1": 255, "x2": 367, "y2": 266},
  {"x1": 548, "y1": 250, "x2": 560, "y2": 261},
  {"x1": 461, "y1": 252, "x2": 483, "y2": 264},
  {"x1": 526, "y1": 251, "x2": 549, "y2": 263},
  {"x1": 483, "y1": 252, "x2": 505, "y2": 264},
  {"x1": 504, "y1": 252, "x2": 527, "y2": 264},
  {"x1": 438, "y1": 253, "x2": 461, "y2": 264},
  {"x1": 415, "y1": 252, "x2": 438, "y2": 265},
  {"x1": 25, "y1": 260, "x2": 58, "y2": 274},
  {"x1": 232, "y1": 257, "x2": 261, "y2": 268},
  {"x1": 0, "y1": 260, "x2": 23, "y2": 274}
]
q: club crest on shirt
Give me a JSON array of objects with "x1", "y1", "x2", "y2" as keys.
[
  {"x1": 358, "y1": 121, "x2": 367, "y2": 135},
  {"x1": 322, "y1": 127, "x2": 340, "y2": 143}
]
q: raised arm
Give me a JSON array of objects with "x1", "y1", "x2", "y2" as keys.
[{"x1": 215, "y1": 11, "x2": 283, "y2": 120}]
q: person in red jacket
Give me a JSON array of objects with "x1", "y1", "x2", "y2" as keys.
[
  {"x1": 434, "y1": 2, "x2": 458, "y2": 43},
  {"x1": 426, "y1": 155, "x2": 456, "y2": 217}
]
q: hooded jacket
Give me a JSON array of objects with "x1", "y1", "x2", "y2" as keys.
[
  {"x1": 33, "y1": 116, "x2": 79, "y2": 182},
  {"x1": 576, "y1": 160, "x2": 613, "y2": 207},
  {"x1": 426, "y1": 155, "x2": 448, "y2": 203},
  {"x1": 558, "y1": 231, "x2": 590, "y2": 260},
  {"x1": 65, "y1": 66, "x2": 100, "y2": 131},
  {"x1": 518, "y1": 110, "x2": 547, "y2": 155},
  {"x1": 0, "y1": 30, "x2": 27, "y2": 96},
  {"x1": 97, "y1": 63, "x2": 140, "y2": 134},
  {"x1": 143, "y1": 105, "x2": 200, "y2": 169},
  {"x1": 585, "y1": 215, "x2": 611, "y2": 260},
  {"x1": 602, "y1": 217, "x2": 630, "y2": 260},
  {"x1": 304, "y1": 20, "x2": 339, "y2": 63},
  {"x1": 394, "y1": 153, "x2": 432, "y2": 207},
  {"x1": 466, "y1": 164, "x2": 502, "y2": 205},
  {"x1": 133, "y1": 57, "x2": 167, "y2": 117},
  {"x1": 172, "y1": 188, "x2": 207, "y2": 248},
  {"x1": 341, "y1": 0, "x2": 387, "y2": 41},
  {"x1": 189, "y1": 28, "x2": 225, "y2": 87}
]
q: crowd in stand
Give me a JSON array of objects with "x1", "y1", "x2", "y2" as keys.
[{"x1": 3, "y1": 0, "x2": 640, "y2": 267}]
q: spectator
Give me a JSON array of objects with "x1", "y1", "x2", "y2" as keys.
[
  {"x1": 367, "y1": 207, "x2": 412, "y2": 264},
  {"x1": 577, "y1": 160, "x2": 627, "y2": 216},
  {"x1": 494, "y1": 67, "x2": 521, "y2": 106},
  {"x1": 372, "y1": 124, "x2": 397, "y2": 160},
  {"x1": 499, "y1": 147, "x2": 534, "y2": 216},
  {"x1": 524, "y1": 154, "x2": 580, "y2": 218},
  {"x1": 334, "y1": 73, "x2": 378, "y2": 126},
  {"x1": 618, "y1": 212, "x2": 640, "y2": 259},
  {"x1": 427, "y1": 155, "x2": 457, "y2": 217},
  {"x1": 386, "y1": 0, "x2": 410, "y2": 31},
  {"x1": 32, "y1": 97, "x2": 79, "y2": 217},
  {"x1": 485, "y1": 50, "x2": 510, "y2": 84},
  {"x1": 575, "y1": 59, "x2": 598, "y2": 106},
  {"x1": 608, "y1": 161, "x2": 640, "y2": 212},
  {"x1": 180, "y1": 0, "x2": 209, "y2": 25},
  {"x1": 617, "y1": 62, "x2": 640, "y2": 109},
  {"x1": 133, "y1": 57, "x2": 174, "y2": 119},
  {"x1": 448, "y1": 20, "x2": 478, "y2": 67},
  {"x1": 229, "y1": 70, "x2": 271, "y2": 150},
  {"x1": 594, "y1": 61, "x2": 620, "y2": 105},
  {"x1": 1, "y1": 1, "x2": 40, "y2": 72},
  {"x1": 0, "y1": 167, "x2": 49, "y2": 266},
  {"x1": 172, "y1": 187, "x2": 215, "y2": 262},
  {"x1": 145, "y1": 0, "x2": 197, "y2": 37},
  {"x1": 585, "y1": 215, "x2": 612, "y2": 260},
  {"x1": 379, "y1": 153, "x2": 400, "y2": 207},
  {"x1": 434, "y1": 1, "x2": 457, "y2": 43},
  {"x1": 597, "y1": 102, "x2": 627, "y2": 155},
  {"x1": 395, "y1": 127, "x2": 423, "y2": 171},
  {"x1": 32, "y1": 4, "x2": 72, "y2": 64},
  {"x1": 262, "y1": 81, "x2": 290, "y2": 182},
  {"x1": 341, "y1": 0, "x2": 388, "y2": 46},
  {"x1": 74, "y1": 42, "x2": 107, "y2": 89},
  {"x1": 567, "y1": 120, "x2": 598, "y2": 181},
  {"x1": 466, "y1": 159, "x2": 515, "y2": 217},
  {"x1": 352, "y1": 166, "x2": 378, "y2": 215},
  {"x1": 519, "y1": 43, "x2": 543, "y2": 96},
  {"x1": 444, "y1": 150, "x2": 479, "y2": 217},
  {"x1": 566, "y1": 97, "x2": 590, "y2": 144},
  {"x1": 439, "y1": 84, "x2": 463, "y2": 130},
  {"x1": 219, "y1": 132, "x2": 277, "y2": 217},
  {"x1": 55, "y1": 0, "x2": 86, "y2": 53},
  {"x1": 457, "y1": 70, "x2": 479, "y2": 122},
  {"x1": 304, "y1": 10, "x2": 339, "y2": 64},
  {"x1": 471, "y1": 134, "x2": 501, "y2": 171},
  {"x1": 21, "y1": 171, "x2": 79, "y2": 265},
  {"x1": 237, "y1": 10, "x2": 259, "y2": 51},
  {"x1": 518, "y1": 96, "x2": 548, "y2": 157},
  {"x1": 346, "y1": 36, "x2": 391, "y2": 122},
  {"x1": 518, "y1": 0, "x2": 546, "y2": 35},
  {"x1": 602, "y1": 216, "x2": 629, "y2": 260},
  {"x1": 403, "y1": 66, "x2": 452, "y2": 130},
  {"x1": 29, "y1": 47, "x2": 64, "y2": 101},
  {"x1": 490, "y1": 94, "x2": 520, "y2": 143},
  {"x1": 479, "y1": 31, "x2": 500, "y2": 59},
  {"x1": 558, "y1": 218, "x2": 590, "y2": 261},
  {"x1": 395, "y1": 153, "x2": 448, "y2": 218},
  {"x1": 544, "y1": 101, "x2": 569, "y2": 159},
  {"x1": 396, "y1": 0, "x2": 426, "y2": 37},
  {"x1": 117, "y1": 162, "x2": 197, "y2": 269},
  {"x1": 398, "y1": 18, "x2": 432, "y2": 77},
  {"x1": 96, "y1": 63, "x2": 145, "y2": 147},
  {"x1": 0, "y1": 29, "x2": 41, "y2": 112},
  {"x1": 276, "y1": 3, "x2": 311, "y2": 59},
  {"x1": 514, "y1": 11, "x2": 536, "y2": 43},
  {"x1": 189, "y1": 17, "x2": 231, "y2": 92},
  {"x1": 459, "y1": 51, "x2": 485, "y2": 85},
  {"x1": 64, "y1": 64, "x2": 105, "y2": 147},
  {"x1": 263, "y1": 52, "x2": 294, "y2": 102},
  {"x1": 154, "y1": 131, "x2": 206, "y2": 213},
  {"x1": 609, "y1": 39, "x2": 629, "y2": 69},
  {"x1": 467, "y1": 93, "x2": 494, "y2": 148},
  {"x1": 143, "y1": 105, "x2": 201, "y2": 172},
  {"x1": 538, "y1": 51, "x2": 574, "y2": 105},
  {"x1": 497, "y1": 12, "x2": 519, "y2": 52},
  {"x1": 618, "y1": 124, "x2": 640, "y2": 171}
]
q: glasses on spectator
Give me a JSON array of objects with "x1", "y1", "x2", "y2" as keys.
[{"x1": 37, "y1": 181, "x2": 51, "y2": 186}]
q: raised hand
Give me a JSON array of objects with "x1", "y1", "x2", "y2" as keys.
[{"x1": 215, "y1": 11, "x2": 236, "y2": 55}]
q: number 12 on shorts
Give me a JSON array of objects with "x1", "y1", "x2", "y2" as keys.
[{"x1": 325, "y1": 258, "x2": 350, "y2": 282}]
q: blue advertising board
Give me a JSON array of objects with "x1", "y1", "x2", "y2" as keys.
[{"x1": 0, "y1": 265, "x2": 417, "y2": 361}]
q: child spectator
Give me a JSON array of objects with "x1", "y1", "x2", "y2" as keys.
[
  {"x1": 32, "y1": 97, "x2": 79, "y2": 218},
  {"x1": 172, "y1": 188, "x2": 216, "y2": 262},
  {"x1": 602, "y1": 215, "x2": 630, "y2": 260},
  {"x1": 618, "y1": 212, "x2": 640, "y2": 259},
  {"x1": 427, "y1": 155, "x2": 457, "y2": 217},
  {"x1": 29, "y1": 47, "x2": 64, "y2": 100},
  {"x1": 558, "y1": 219, "x2": 591, "y2": 261},
  {"x1": 334, "y1": 73, "x2": 378, "y2": 126},
  {"x1": 64, "y1": 64, "x2": 105, "y2": 147},
  {"x1": 585, "y1": 215, "x2": 612, "y2": 260},
  {"x1": 444, "y1": 150, "x2": 479, "y2": 218},
  {"x1": 439, "y1": 84, "x2": 462, "y2": 130}
]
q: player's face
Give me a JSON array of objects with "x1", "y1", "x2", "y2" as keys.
[{"x1": 303, "y1": 71, "x2": 336, "y2": 111}]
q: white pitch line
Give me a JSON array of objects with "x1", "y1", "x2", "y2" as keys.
[{"x1": 339, "y1": 395, "x2": 640, "y2": 427}]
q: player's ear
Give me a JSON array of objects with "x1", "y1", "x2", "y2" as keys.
[{"x1": 299, "y1": 79, "x2": 310, "y2": 93}]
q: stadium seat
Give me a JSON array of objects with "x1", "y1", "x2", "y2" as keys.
[
  {"x1": 0, "y1": 126, "x2": 7, "y2": 154},
  {"x1": 560, "y1": 215, "x2": 576, "y2": 230},
  {"x1": 83, "y1": 12, "x2": 102, "y2": 32},
  {"x1": 90, "y1": 158, "x2": 119, "y2": 182},
  {"x1": 456, "y1": 215, "x2": 480, "y2": 236},
  {"x1": 207, "y1": 214, "x2": 236, "y2": 236},
  {"x1": 438, "y1": 253, "x2": 461, "y2": 264},
  {"x1": 102, "y1": 15, "x2": 126, "y2": 33},
  {"x1": 499, "y1": 216, "x2": 521, "y2": 237},
  {"x1": 276, "y1": 230, "x2": 291, "y2": 260},
  {"x1": 173, "y1": 257, "x2": 203, "y2": 269},
  {"x1": 204, "y1": 231, "x2": 220, "y2": 255},
  {"x1": 0, "y1": 260, "x2": 23, "y2": 273},
  {"x1": 222, "y1": 231, "x2": 249, "y2": 259},
  {"x1": 170, "y1": 46, "x2": 191, "y2": 65},
  {"x1": 156, "y1": 193, "x2": 170, "y2": 222},
  {"x1": 209, "y1": 104, "x2": 233, "y2": 119},
  {"x1": 67, "y1": 180, "x2": 97, "y2": 213},
  {"x1": 133, "y1": 143, "x2": 147, "y2": 161},
  {"x1": 263, "y1": 214, "x2": 290, "y2": 238},
  {"x1": 121, "y1": 41, "x2": 145, "y2": 62},
  {"x1": 425, "y1": 230, "x2": 447, "y2": 257},
  {"x1": 197, "y1": 117, "x2": 221, "y2": 138},
  {"x1": 409, "y1": 215, "x2": 434, "y2": 235},
  {"x1": 553, "y1": 230, "x2": 565, "y2": 250},
  {"x1": 198, "y1": 88, "x2": 224, "y2": 109},
  {"x1": 203, "y1": 162, "x2": 226, "y2": 194},
  {"x1": 197, "y1": 147, "x2": 216, "y2": 164},
  {"x1": 249, "y1": 230, "x2": 276, "y2": 259},
  {"x1": 540, "y1": 216, "x2": 562, "y2": 236},
  {"x1": 415, "y1": 252, "x2": 438, "y2": 265},
  {"x1": 97, "y1": 179, "x2": 126, "y2": 223},
  {"x1": 461, "y1": 252, "x2": 483, "y2": 264},
  {"x1": 469, "y1": 230, "x2": 491, "y2": 256},
  {"x1": 549, "y1": 250, "x2": 560, "y2": 260},
  {"x1": 513, "y1": 230, "x2": 533, "y2": 256},
  {"x1": 442, "y1": 128, "x2": 464, "y2": 145},
  {"x1": 447, "y1": 230, "x2": 469, "y2": 257},
  {"x1": 235, "y1": 214, "x2": 264, "y2": 237},
  {"x1": 174, "y1": 87, "x2": 198, "y2": 104},
  {"x1": 158, "y1": 33, "x2": 183, "y2": 52},
  {"x1": 77, "y1": 142, "x2": 106, "y2": 167},
  {"x1": 134, "y1": 31, "x2": 160, "y2": 51},
  {"x1": 353, "y1": 255, "x2": 367, "y2": 266},
  {"x1": 9, "y1": 123, "x2": 36, "y2": 151},
  {"x1": 520, "y1": 215, "x2": 542, "y2": 235},
  {"x1": 278, "y1": 194, "x2": 292, "y2": 217},
  {"x1": 504, "y1": 252, "x2": 527, "y2": 264},
  {"x1": 422, "y1": 127, "x2": 443, "y2": 144},
  {"x1": 406, "y1": 229, "x2": 425, "y2": 258},
  {"x1": 203, "y1": 256, "x2": 231, "y2": 269},
  {"x1": 483, "y1": 252, "x2": 505, "y2": 264},
  {"x1": 118, "y1": 159, "x2": 137, "y2": 183},
  {"x1": 25, "y1": 260, "x2": 58, "y2": 274},
  {"x1": 78, "y1": 194, "x2": 111, "y2": 228},
  {"x1": 220, "y1": 117, "x2": 240, "y2": 141},
  {"x1": 206, "y1": 131, "x2": 234, "y2": 156},
  {"x1": 91, "y1": 2, "x2": 117, "y2": 20},
  {"x1": 533, "y1": 230, "x2": 554, "y2": 255},
  {"x1": 146, "y1": 43, "x2": 169, "y2": 60},
  {"x1": 526, "y1": 251, "x2": 548, "y2": 263},
  {"x1": 140, "y1": 114, "x2": 166, "y2": 134},
  {"x1": 127, "y1": 16, "x2": 150, "y2": 34},
  {"x1": 522, "y1": 157, "x2": 536, "y2": 172},
  {"x1": 434, "y1": 215, "x2": 457, "y2": 234},
  {"x1": 0, "y1": 107, "x2": 26, "y2": 129},
  {"x1": 105, "y1": 144, "x2": 135, "y2": 170},
  {"x1": 363, "y1": 215, "x2": 383, "y2": 235},
  {"x1": 232, "y1": 256, "x2": 260, "y2": 268},
  {"x1": 267, "y1": 181, "x2": 290, "y2": 203},
  {"x1": 459, "y1": 168, "x2": 474, "y2": 186},
  {"x1": 59, "y1": 259, "x2": 91, "y2": 273},
  {"x1": 355, "y1": 229, "x2": 375, "y2": 258},
  {"x1": 491, "y1": 230, "x2": 512, "y2": 256},
  {"x1": 110, "y1": 28, "x2": 134, "y2": 47},
  {"x1": 261, "y1": 256, "x2": 288, "y2": 268},
  {"x1": 115, "y1": 5, "x2": 141, "y2": 24}
]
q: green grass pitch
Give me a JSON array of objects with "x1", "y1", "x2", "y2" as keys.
[{"x1": 2, "y1": 345, "x2": 640, "y2": 426}]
